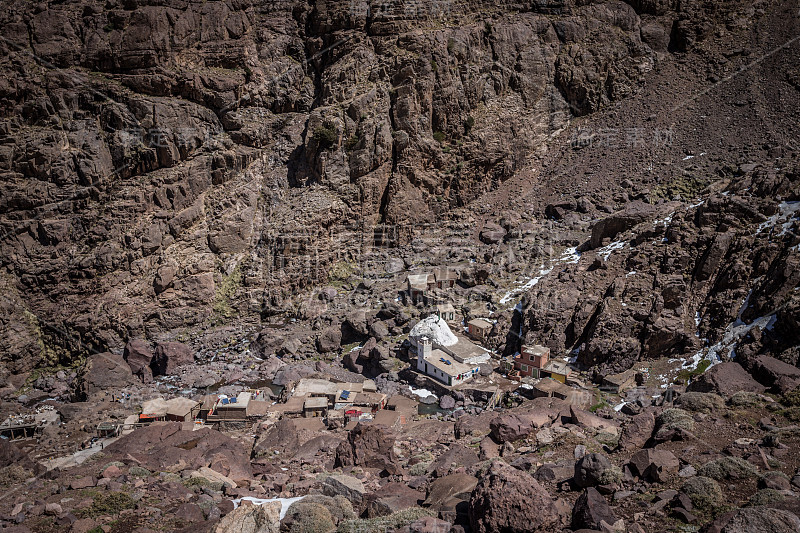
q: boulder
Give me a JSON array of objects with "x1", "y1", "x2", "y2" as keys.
[
  {"x1": 396, "y1": 516, "x2": 452, "y2": 533},
  {"x1": 740, "y1": 354, "x2": 800, "y2": 393},
  {"x1": 191, "y1": 467, "x2": 238, "y2": 489},
  {"x1": 454, "y1": 410, "x2": 499, "y2": 439},
  {"x1": 427, "y1": 443, "x2": 479, "y2": 478},
  {"x1": 123, "y1": 339, "x2": 153, "y2": 382},
  {"x1": 490, "y1": 414, "x2": 533, "y2": 443},
  {"x1": 69, "y1": 476, "x2": 96, "y2": 490},
  {"x1": 627, "y1": 449, "x2": 679, "y2": 482},
  {"x1": 151, "y1": 341, "x2": 194, "y2": 376},
  {"x1": 590, "y1": 201, "x2": 658, "y2": 249},
  {"x1": 316, "y1": 327, "x2": 342, "y2": 353},
  {"x1": 479, "y1": 223, "x2": 506, "y2": 244},
  {"x1": 574, "y1": 453, "x2": 616, "y2": 488},
  {"x1": 213, "y1": 501, "x2": 281, "y2": 533},
  {"x1": 363, "y1": 483, "x2": 421, "y2": 518},
  {"x1": 322, "y1": 475, "x2": 366, "y2": 507},
  {"x1": 572, "y1": 487, "x2": 617, "y2": 530},
  {"x1": 468, "y1": 461, "x2": 562, "y2": 533},
  {"x1": 80, "y1": 352, "x2": 137, "y2": 397},
  {"x1": 686, "y1": 362, "x2": 765, "y2": 396},
  {"x1": 439, "y1": 395, "x2": 456, "y2": 410},
  {"x1": 424, "y1": 473, "x2": 478, "y2": 512},
  {"x1": 616, "y1": 410, "x2": 655, "y2": 451},
  {"x1": 335, "y1": 423, "x2": 398, "y2": 471},
  {"x1": 103, "y1": 422, "x2": 252, "y2": 484},
  {"x1": 570, "y1": 406, "x2": 619, "y2": 432},
  {"x1": 705, "y1": 507, "x2": 800, "y2": 533}
]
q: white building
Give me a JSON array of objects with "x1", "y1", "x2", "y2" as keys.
[{"x1": 409, "y1": 316, "x2": 485, "y2": 386}]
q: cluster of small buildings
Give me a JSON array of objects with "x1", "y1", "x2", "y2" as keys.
[
  {"x1": 135, "y1": 390, "x2": 272, "y2": 426},
  {"x1": 404, "y1": 267, "x2": 458, "y2": 305},
  {"x1": 279, "y1": 378, "x2": 387, "y2": 422}
]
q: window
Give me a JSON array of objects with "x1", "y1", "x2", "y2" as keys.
[{"x1": 520, "y1": 364, "x2": 528, "y2": 372}]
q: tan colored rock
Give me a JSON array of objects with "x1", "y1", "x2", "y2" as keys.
[{"x1": 214, "y1": 501, "x2": 281, "y2": 533}]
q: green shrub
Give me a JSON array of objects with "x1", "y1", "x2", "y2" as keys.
[
  {"x1": 676, "y1": 392, "x2": 725, "y2": 413},
  {"x1": 337, "y1": 508, "x2": 435, "y2": 533},
  {"x1": 464, "y1": 116, "x2": 475, "y2": 133},
  {"x1": 433, "y1": 131, "x2": 446, "y2": 143},
  {"x1": 598, "y1": 465, "x2": 623, "y2": 485},
  {"x1": 313, "y1": 122, "x2": 339, "y2": 150},
  {"x1": 344, "y1": 135, "x2": 360, "y2": 151},
  {"x1": 79, "y1": 492, "x2": 136, "y2": 518},
  {"x1": 657, "y1": 408, "x2": 695, "y2": 434},
  {"x1": 779, "y1": 406, "x2": 800, "y2": 422},
  {"x1": 0, "y1": 465, "x2": 31, "y2": 486},
  {"x1": 681, "y1": 476, "x2": 723, "y2": 511},
  {"x1": 782, "y1": 386, "x2": 800, "y2": 407},
  {"x1": 698, "y1": 456, "x2": 758, "y2": 481},
  {"x1": 729, "y1": 391, "x2": 762, "y2": 407},
  {"x1": 747, "y1": 489, "x2": 785, "y2": 506},
  {"x1": 408, "y1": 461, "x2": 431, "y2": 476},
  {"x1": 128, "y1": 466, "x2": 151, "y2": 478}
]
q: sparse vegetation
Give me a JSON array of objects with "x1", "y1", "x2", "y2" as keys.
[
  {"x1": 337, "y1": 508, "x2": 436, "y2": 533},
  {"x1": 344, "y1": 134, "x2": 360, "y2": 151},
  {"x1": 313, "y1": 122, "x2": 339, "y2": 150},
  {"x1": 698, "y1": 456, "x2": 758, "y2": 481},
  {"x1": 78, "y1": 491, "x2": 136, "y2": 518},
  {"x1": 433, "y1": 130, "x2": 446, "y2": 143},
  {"x1": 676, "y1": 392, "x2": 724, "y2": 413},
  {"x1": 729, "y1": 391, "x2": 762, "y2": 407},
  {"x1": 682, "y1": 476, "x2": 724, "y2": 511},
  {"x1": 649, "y1": 174, "x2": 710, "y2": 203},
  {"x1": 747, "y1": 488, "x2": 785, "y2": 506},
  {"x1": 677, "y1": 359, "x2": 712, "y2": 382},
  {"x1": 212, "y1": 265, "x2": 242, "y2": 322}
]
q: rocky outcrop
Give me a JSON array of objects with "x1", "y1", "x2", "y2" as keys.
[
  {"x1": 76, "y1": 352, "x2": 137, "y2": 398},
  {"x1": 686, "y1": 362, "x2": 765, "y2": 396},
  {"x1": 469, "y1": 461, "x2": 563, "y2": 533},
  {"x1": 705, "y1": 507, "x2": 800, "y2": 533},
  {"x1": 214, "y1": 501, "x2": 280, "y2": 533},
  {"x1": 151, "y1": 341, "x2": 194, "y2": 376},
  {"x1": 627, "y1": 449, "x2": 679, "y2": 482},
  {"x1": 335, "y1": 422, "x2": 398, "y2": 472},
  {"x1": 104, "y1": 422, "x2": 252, "y2": 484},
  {"x1": 571, "y1": 487, "x2": 618, "y2": 531}
]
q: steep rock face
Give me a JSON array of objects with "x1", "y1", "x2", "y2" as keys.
[
  {"x1": 522, "y1": 170, "x2": 800, "y2": 374},
  {"x1": 0, "y1": 0, "x2": 660, "y2": 371}
]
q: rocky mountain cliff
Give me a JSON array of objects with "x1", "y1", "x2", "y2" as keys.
[{"x1": 1, "y1": 0, "x2": 799, "y2": 382}]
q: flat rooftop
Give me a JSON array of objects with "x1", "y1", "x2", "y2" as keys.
[{"x1": 426, "y1": 349, "x2": 476, "y2": 378}]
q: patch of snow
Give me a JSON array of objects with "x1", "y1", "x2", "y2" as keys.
[
  {"x1": 613, "y1": 402, "x2": 627, "y2": 412},
  {"x1": 755, "y1": 201, "x2": 800, "y2": 235},
  {"x1": 559, "y1": 247, "x2": 581, "y2": 264},
  {"x1": 597, "y1": 240, "x2": 625, "y2": 261},
  {"x1": 233, "y1": 496, "x2": 305, "y2": 519},
  {"x1": 683, "y1": 155, "x2": 694, "y2": 160},
  {"x1": 653, "y1": 212, "x2": 675, "y2": 228},
  {"x1": 687, "y1": 200, "x2": 705, "y2": 209},
  {"x1": 626, "y1": 271, "x2": 636, "y2": 277},
  {"x1": 409, "y1": 315, "x2": 458, "y2": 346},
  {"x1": 409, "y1": 387, "x2": 436, "y2": 399},
  {"x1": 500, "y1": 264, "x2": 552, "y2": 305}
]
